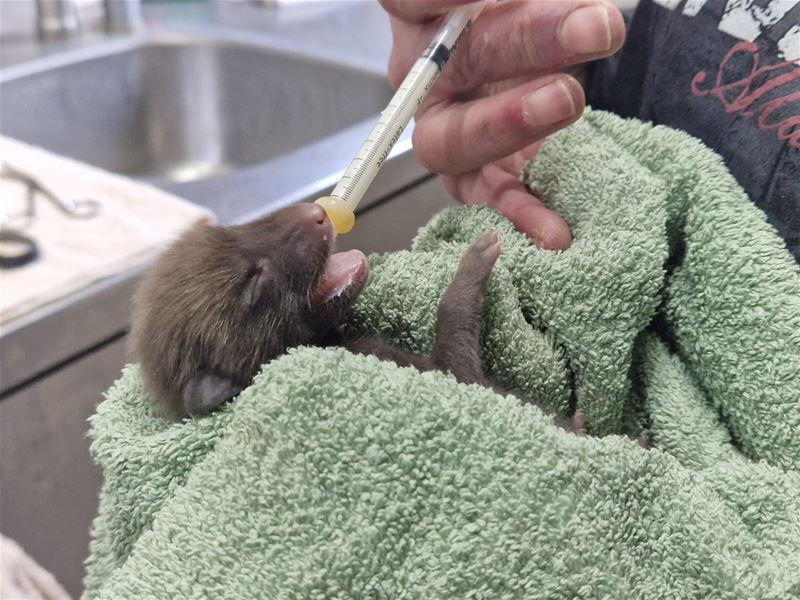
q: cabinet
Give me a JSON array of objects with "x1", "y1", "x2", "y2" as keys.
[{"x1": 0, "y1": 338, "x2": 127, "y2": 599}]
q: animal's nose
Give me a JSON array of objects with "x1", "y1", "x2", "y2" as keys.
[
  {"x1": 312, "y1": 203, "x2": 327, "y2": 227},
  {"x1": 298, "y1": 202, "x2": 328, "y2": 227},
  {"x1": 294, "y1": 202, "x2": 332, "y2": 241}
]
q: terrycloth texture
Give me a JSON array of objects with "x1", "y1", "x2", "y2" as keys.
[{"x1": 84, "y1": 110, "x2": 800, "y2": 599}]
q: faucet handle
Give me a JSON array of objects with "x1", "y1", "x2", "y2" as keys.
[
  {"x1": 35, "y1": 0, "x2": 80, "y2": 39},
  {"x1": 104, "y1": 0, "x2": 142, "y2": 33}
]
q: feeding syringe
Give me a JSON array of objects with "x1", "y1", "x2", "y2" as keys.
[{"x1": 316, "y1": 0, "x2": 488, "y2": 234}]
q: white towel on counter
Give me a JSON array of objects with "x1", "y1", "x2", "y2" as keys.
[
  {"x1": 0, "y1": 534, "x2": 71, "y2": 600},
  {"x1": 0, "y1": 136, "x2": 215, "y2": 325}
]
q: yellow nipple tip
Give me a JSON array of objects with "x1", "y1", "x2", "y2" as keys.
[{"x1": 315, "y1": 196, "x2": 355, "y2": 235}]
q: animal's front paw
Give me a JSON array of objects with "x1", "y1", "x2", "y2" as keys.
[{"x1": 456, "y1": 230, "x2": 502, "y2": 284}]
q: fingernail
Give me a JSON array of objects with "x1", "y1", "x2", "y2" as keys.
[
  {"x1": 522, "y1": 80, "x2": 577, "y2": 129},
  {"x1": 528, "y1": 227, "x2": 550, "y2": 248},
  {"x1": 531, "y1": 228, "x2": 560, "y2": 250},
  {"x1": 559, "y1": 4, "x2": 612, "y2": 54}
]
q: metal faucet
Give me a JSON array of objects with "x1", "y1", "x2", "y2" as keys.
[
  {"x1": 104, "y1": 0, "x2": 143, "y2": 33},
  {"x1": 35, "y1": 0, "x2": 79, "y2": 39},
  {"x1": 35, "y1": 0, "x2": 142, "y2": 39}
]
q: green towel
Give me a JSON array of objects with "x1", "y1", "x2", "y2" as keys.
[{"x1": 84, "y1": 110, "x2": 800, "y2": 599}]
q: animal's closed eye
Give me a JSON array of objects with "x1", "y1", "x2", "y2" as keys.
[{"x1": 243, "y1": 259, "x2": 270, "y2": 310}]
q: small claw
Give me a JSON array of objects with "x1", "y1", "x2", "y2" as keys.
[
  {"x1": 484, "y1": 241, "x2": 502, "y2": 263},
  {"x1": 465, "y1": 230, "x2": 502, "y2": 269},
  {"x1": 568, "y1": 409, "x2": 587, "y2": 436},
  {"x1": 473, "y1": 229, "x2": 498, "y2": 249},
  {"x1": 482, "y1": 229, "x2": 499, "y2": 244}
]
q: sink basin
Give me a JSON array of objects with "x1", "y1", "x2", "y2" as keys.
[{"x1": 0, "y1": 38, "x2": 392, "y2": 183}]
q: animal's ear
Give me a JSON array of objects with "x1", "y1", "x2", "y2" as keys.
[
  {"x1": 243, "y1": 258, "x2": 270, "y2": 310},
  {"x1": 182, "y1": 373, "x2": 242, "y2": 416}
]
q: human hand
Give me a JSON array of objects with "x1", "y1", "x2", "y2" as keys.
[{"x1": 379, "y1": 0, "x2": 625, "y2": 249}]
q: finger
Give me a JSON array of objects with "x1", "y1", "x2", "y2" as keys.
[
  {"x1": 386, "y1": 0, "x2": 625, "y2": 93},
  {"x1": 379, "y1": 0, "x2": 471, "y2": 23},
  {"x1": 492, "y1": 188, "x2": 573, "y2": 250},
  {"x1": 413, "y1": 74, "x2": 584, "y2": 175},
  {"x1": 444, "y1": 165, "x2": 572, "y2": 250}
]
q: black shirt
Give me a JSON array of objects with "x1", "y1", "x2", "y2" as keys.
[{"x1": 587, "y1": 0, "x2": 799, "y2": 261}]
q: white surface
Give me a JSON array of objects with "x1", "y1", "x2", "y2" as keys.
[
  {"x1": 0, "y1": 534, "x2": 71, "y2": 600},
  {"x1": 0, "y1": 136, "x2": 214, "y2": 324}
]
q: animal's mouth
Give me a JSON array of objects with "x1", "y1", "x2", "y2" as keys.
[{"x1": 312, "y1": 249, "x2": 368, "y2": 305}]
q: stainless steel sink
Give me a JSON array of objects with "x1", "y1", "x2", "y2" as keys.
[{"x1": 0, "y1": 37, "x2": 392, "y2": 184}]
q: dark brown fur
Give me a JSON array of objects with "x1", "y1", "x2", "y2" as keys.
[
  {"x1": 131, "y1": 203, "x2": 596, "y2": 438},
  {"x1": 131, "y1": 203, "x2": 348, "y2": 418}
]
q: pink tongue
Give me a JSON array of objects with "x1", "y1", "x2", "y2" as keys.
[{"x1": 314, "y1": 249, "x2": 367, "y2": 303}]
